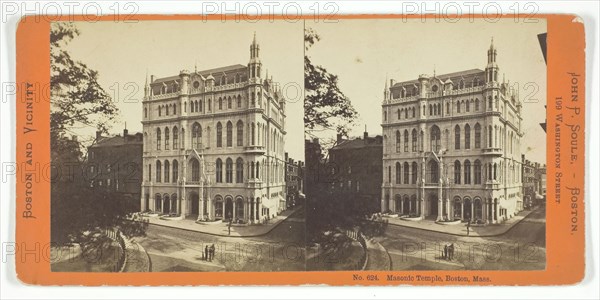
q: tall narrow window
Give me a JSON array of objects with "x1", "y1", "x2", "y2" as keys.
[
  {"x1": 412, "y1": 129, "x2": 417, "y2": 152},
  {"x1": 226, "y1": 158, "x2": 233, "y2": 183},
  {"x1": 454, "y1": 125, "x2": 461, "y2": 150},
  {"x1": 395, "y1": 131, "x2": 401, "y2": 153},
  {"x1": 474, "y1": 123, "x2": 481, "y2": 148},
  {"x1": 474, "y1": 160, "x2": 481, "y2": 184},
  {"x1": 156, "y1": 128, "x2": 161, "y2": 150},
  {"x1": 156, "y1": 160, "x2": 162, "y2": 183},
  {"x1": 454, "y1": 161, "x2": 461, "y2": 184},
  {"x1": 236, "y1": 158, "x2": 244, "y2": 183},
  {"x1": 164, "y1": 127, "x2": 170, "y2": 150},
  {"x1": 464, "y1": 160, "x2": 471, "y2": 184},
  {"x1": 227, "y1": 97, "x2": 232, "y2": 109},
  {"x1": 430, "y1": 126, "x2": 441, "y2": 152},
  {"x1": 172, "y1": 160, "x2": 178, "y2": 183},
  {"x1": 173, "y1": 126, "x2": 179, "y2": 149},
  {"x1": 411, "y1": 162, "x2": 418, "y2": 184},
  {"x1": 464, "y1": 124, "x2": 471, "y2": 149},
  {"x1": 395, "y1": 162, "x2": 401, "y2": 184},
  {"x1": 403, "y1": 162, "x2": 409, "y2": 184},
  {"x1": 216, "y1": 122, "x2": 223, "y2": 147},
  {"x1": 236, "y1": 120, "x2": 243, "y2": 146},
  {"x1": 403, "y1": 130, "x2": 409, "y2": 152},
  {"x1": 164, "y1": 160, "x2": 170, "y2": 183},
  {"x1": 192, "y1": 123, "x2": 202, "y2": 149},
  {"x1": 226, "y1": 121, "x2": 233, "y2": 147},
  {"x1": 216, "y1": 159, "x2": 223, "y2": 183}
]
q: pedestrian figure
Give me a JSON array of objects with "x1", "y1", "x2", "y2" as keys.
[
  {"x1": 443, "y1": 245, "x2": 448, "y2": 260},
  {"x1": 228, "y1": 219, "x2": 232, "y2": 236},
  {"x1": 466, "y1": 219, "x2": 471, "y2": 236},
  {"x1": 204, "y1": 245, "x2": 209, "y2": 261},
  {"x1": 449, "y1": 243, "x2": 455, "y2": 260},
  {"x1": 210, "y1": 244, "x2": 215, "y2": 261}
]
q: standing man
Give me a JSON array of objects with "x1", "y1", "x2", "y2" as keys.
[
  {"x1": 466, "y1": 219, "x2": 471, "y2": 236},
  {"x1": 228, "y1": 219, "x2": 232, "y2": 236}
]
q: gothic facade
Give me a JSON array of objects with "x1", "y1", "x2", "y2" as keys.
[
  {"x1": 140, "y1": 35, "x2": 287, "y2": 224},
  {"x1": 381, "y1": 40, "x2": 523, "y2": 224}
]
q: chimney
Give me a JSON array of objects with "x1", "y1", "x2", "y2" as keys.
[
  {"x1": 336, "y1": 133, "x2": 343, "y2": 143},
  {"x1": 123, "y1": 128, "x2": 129, "y2": 137},
  {"x1": 71, "y1": 135, "x2": 78, "y2": 141},
  {"x1": 96, "y1": 130, "x2": 102, "y2": 140},
  {"x1": 285, "y1": 152, "x2": 289, "y2": 162}
]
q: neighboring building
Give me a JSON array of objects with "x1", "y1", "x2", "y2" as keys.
[
  {"x1": 329, "y1": 131, "x2": 383, "y2": 214},
  {"x1": 381, "y1": 40, "x2": 523, "y2": 224},
  {"x1": 522, "y1": 155, "x2": 537, "y2": 209},
  {"x1": 285, "y1": 152, "x2": 304, "y2": 208},
  {"x1": 535, "y1": 164, "x2": 547, "y2": 204},
  {"x1": 140, "y1": 34, "x2": 287, "y2": 224},
  {"x1": 88, "y1": 129, "x2": 143, "y2": 210}
]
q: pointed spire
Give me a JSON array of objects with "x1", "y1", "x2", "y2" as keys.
[
  {"x1": 384, "y1": 74, "x2": 389, "y2": 90},
  {"x1": 253, "y1": 31, "x2": 257, "y2": 45},
  {"x1": 194, "y1": 61, "x2": 198, "y2": 73},
  {"x1": 144, "y1": 69, "x2": 149, "y2": 97},
  {"x1": 433, "y1": 64, "x2": 436, "y2": 77},
  {"x1": 490, "y1": 37, "x2": 494, "y2": 50}
]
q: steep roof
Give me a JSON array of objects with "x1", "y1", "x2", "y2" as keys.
[
  {"x1": 152, "y1": 64, "x2": 247, "y2": 84},
  {"x1": 90, "y1": 133, "x2": 143, "y2": 148},
  {"x1": 392, "y1": 68, "x2": 484, "y2": 88},
  {"x1": 331, "y1": 136, "x2": 383, "y2": 151}
]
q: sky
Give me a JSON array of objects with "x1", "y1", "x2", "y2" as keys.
[
  {"x1": 60, "y1": 20, "x2": 305, "y2": 160},
  {"x1": 307, "y1": 18, "x2": 547, "y2": 163}
]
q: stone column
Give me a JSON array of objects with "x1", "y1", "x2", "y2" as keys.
[
  {"x1": 460, "y1": 201, "x2": 464, "y2": 221},
  {"x1": 470, "y1": 201, "x2": 475, "y2": 222},
  {"x1": 207, "y1": 196, "x2": 212, "y2": 220},
  {"x1": 494, "y1": 199, "x2": 498, "y2": 223},
  {"x1": 408, "y1": 200, "x2": 412, "y2": 215},
  {"x1": 483, "y1": 199, "x2": 487, "y2": 224},
  {"x1": 446, "y1": 197, "x2": 450, "y2": 220},
  {"x1": 233, "y1": 200, "x2": 237, "y2": 220}
]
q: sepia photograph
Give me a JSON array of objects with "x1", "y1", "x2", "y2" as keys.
[
  {"x1": 305, "y1": 18, "x2": 547, "y2": 271},
  {"x1": 49, "y1": 20, "x2": 306, "y2": 272}
]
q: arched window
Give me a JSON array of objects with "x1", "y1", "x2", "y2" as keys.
[
  {"x1": 192, "y1": 123, "x2": 202, "y2": 149},
  {"x1": 412, "y1": 107, "x2": 416, "y2": 118},
  {"x1": 216, "y1": 159, "x2": 223, "y2": 183},
  {"x1": 158, "y1": 106, "x2": 162, "y2": 116},
  {"x1": 466, "y1": 100, "x2": 470, "y2": 112},
  {"x1": 255, "y1": 161, "x2": 260, "y2": 179},
  {"x1": 208, "y1": 99, "x2": 212, "y2": 111},
  {"x1": 403, "y1": 162, "x2": 409, "y2": 184},
  {"x1": 156, "y1": 160, "x2": 162, "y2": 183},
  {"x1": 464, "y1": 160, "x2": 471, "y2": 184},
  {"x1": 488, "y1": 125, "x2": 493, "y2": 147},
  {"x1": 226, "y1": 121, "x2": 233, "y2": 147},
  {"x1": 227, "y1": 97, "x2": 232, "y2": 109},
  {"x1": 411, "y1": 162, "x2": 418, "y2": 184},
  {"x1": 446, "y1": 102, "x2": 450, "y2": 114},
  {"x1": 395, "y1": 162, "x2": 401, "y2": 184},
  {"x1": 457, "y1": 100, "x2": 461, "y2": 113},
  {"x1": 405, "y1": 109, "x2": 409, "y2": 119},
  {"x1": 475, "y1": 98, "x2": 480, "y2": 111},
  {"x1": 144, "y1": 107, "x2": 147, "y2": 118},
  {"x1": 216, "y1": 122, "x2": 223, "y2": 147},
  {"x1": 474, "y1": 160, "x2": 481, "y2": 184},
  {"x1": 173, "y1": 103, "x2": 177, "y2": 114},
  {"x1": 454, "y1": 160, "x2": 461, "y2": 184},
  {"x1": 218, "y1": 98, "x2": 223, "y2": 110},
  {"x1": 172, "y1": 160, "x2": 178, "y2": 183},
  {"x1": 236, "y1": 158, "x2": 244, "y2": 183},
  {"x1": 430, "y1": 125, "x2": 441, "y2": 152},
  {"x1": 395, "y1": 130, "x2": 401, "y2": 153},
  {"x1": 403, "y1": 129, "x2": 409, "y2": 152},
  {"x1": 474, "y1": 123, "x2": 481, "y2": 148},
  {"x1": 173, "y1": 126, "x2": 179, "y2": 149},
  {"x1": 464, "y1": 124, "x2": 471, "y2": 149},
  {"x1": 191, "y1": 158, "x2": 200, "y2": 182},
  {"x1": 411, "y1": 129, "x2": 417, "y2": 152},
  {"x1": 165, "y1": 127, "x2": 170, "y2": 150},
  {"x1": 225, "y1": 158, "x2": 233, "y2": 183},
  {"x1": 488, "y1": 96, "x2": 493, "y2": 110},
  {"x1": 164, "y1": 160, "x2": 170, "y2": 183},
  {"x1": 156, "y1": 128, "x2": 161, "y2": 150},
  {"x1": 397, "y1": 109, "x2": 401, "y2": 120},
  {"x1": 454, "y1": 125, "x2": 461, "y2": 150},
  {"x1": 236, "y1": 120, "x2": 243, "y2": 146},
  {"x1": 237, "y1": 95, "x2": 242, "y2": 108}
]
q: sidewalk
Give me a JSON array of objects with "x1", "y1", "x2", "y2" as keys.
[
  {"x1": 385, "y1": 207, "x2": 538, "y2": 237},
  {"x1": 146, "y1": 205, "x2": 303, "y2": 237},
  {"x1": 364, "y1": 238, "x2": 392, "y2": 271}
]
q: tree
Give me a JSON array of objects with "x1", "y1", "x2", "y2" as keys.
[
  {"x1": 49, "y1": 23, "x2": 145, "y2": 244},
  {"x1": 304, "y1": 28, "x2": 358, "y2": 136},
  {"x1": 50, "y1": 22, "x2": 118, "y2": 149}
]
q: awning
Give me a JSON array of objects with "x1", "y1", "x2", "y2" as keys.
[{"x1": 535, "y1": 193, "x2": 544, "y2": 200}]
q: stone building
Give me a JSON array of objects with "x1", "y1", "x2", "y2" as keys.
[
  {"x1": 381, "y1": 40, "x2": 523, "y2": 224},
  {"x1": 284, "y1": 152, "x2": 304, "y2": 208},
  {"x1": 329, "y1": 131, "x2": 383, "y2": 214},
  {"x1": 140, "y1": 34, "x2": 287, "y2": 224},
  {"x1": 88, "y1": 129, "x2": 143, "y2": 210}
]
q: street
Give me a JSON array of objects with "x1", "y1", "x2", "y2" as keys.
[
  {"x1": 376, "y1": 207, "x2": 546, "y2": 270},
  {"x1": 136, "y1": 209, "x2": 306, "y2": 272}
]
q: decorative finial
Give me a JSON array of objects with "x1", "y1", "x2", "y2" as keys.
[
  {"x1": 433, "y1": 64, "x2": 436, "y2": 77},
  {"x1": 195, "y1": 61, "x2": 198, "y2": 73}
]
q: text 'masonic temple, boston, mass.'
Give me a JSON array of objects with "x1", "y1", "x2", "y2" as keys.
[
  {"x1": 381, "y1": 39, "x2": 523, "y2": 224},
  {"x1": 140, "y1": 34, "x2": 287, "y2": 224}
]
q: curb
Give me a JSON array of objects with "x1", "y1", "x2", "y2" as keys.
[
  {"x1": 386, "y1": 208, "x2": 539, "y2": 238},
  {"x1": 147, "y1": 206, "x2": 303, "y2": 238}
]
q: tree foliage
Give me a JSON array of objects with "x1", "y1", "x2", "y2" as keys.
[
  {"x1": 304, "y1": 28, "x2": 358, "y2": 136},
  {"x1": 49, "y1": 23, "x2": 145, "y2": 244},
  {"x1": 50, "y1": 22, "x2": 118, "y2": 148}
]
